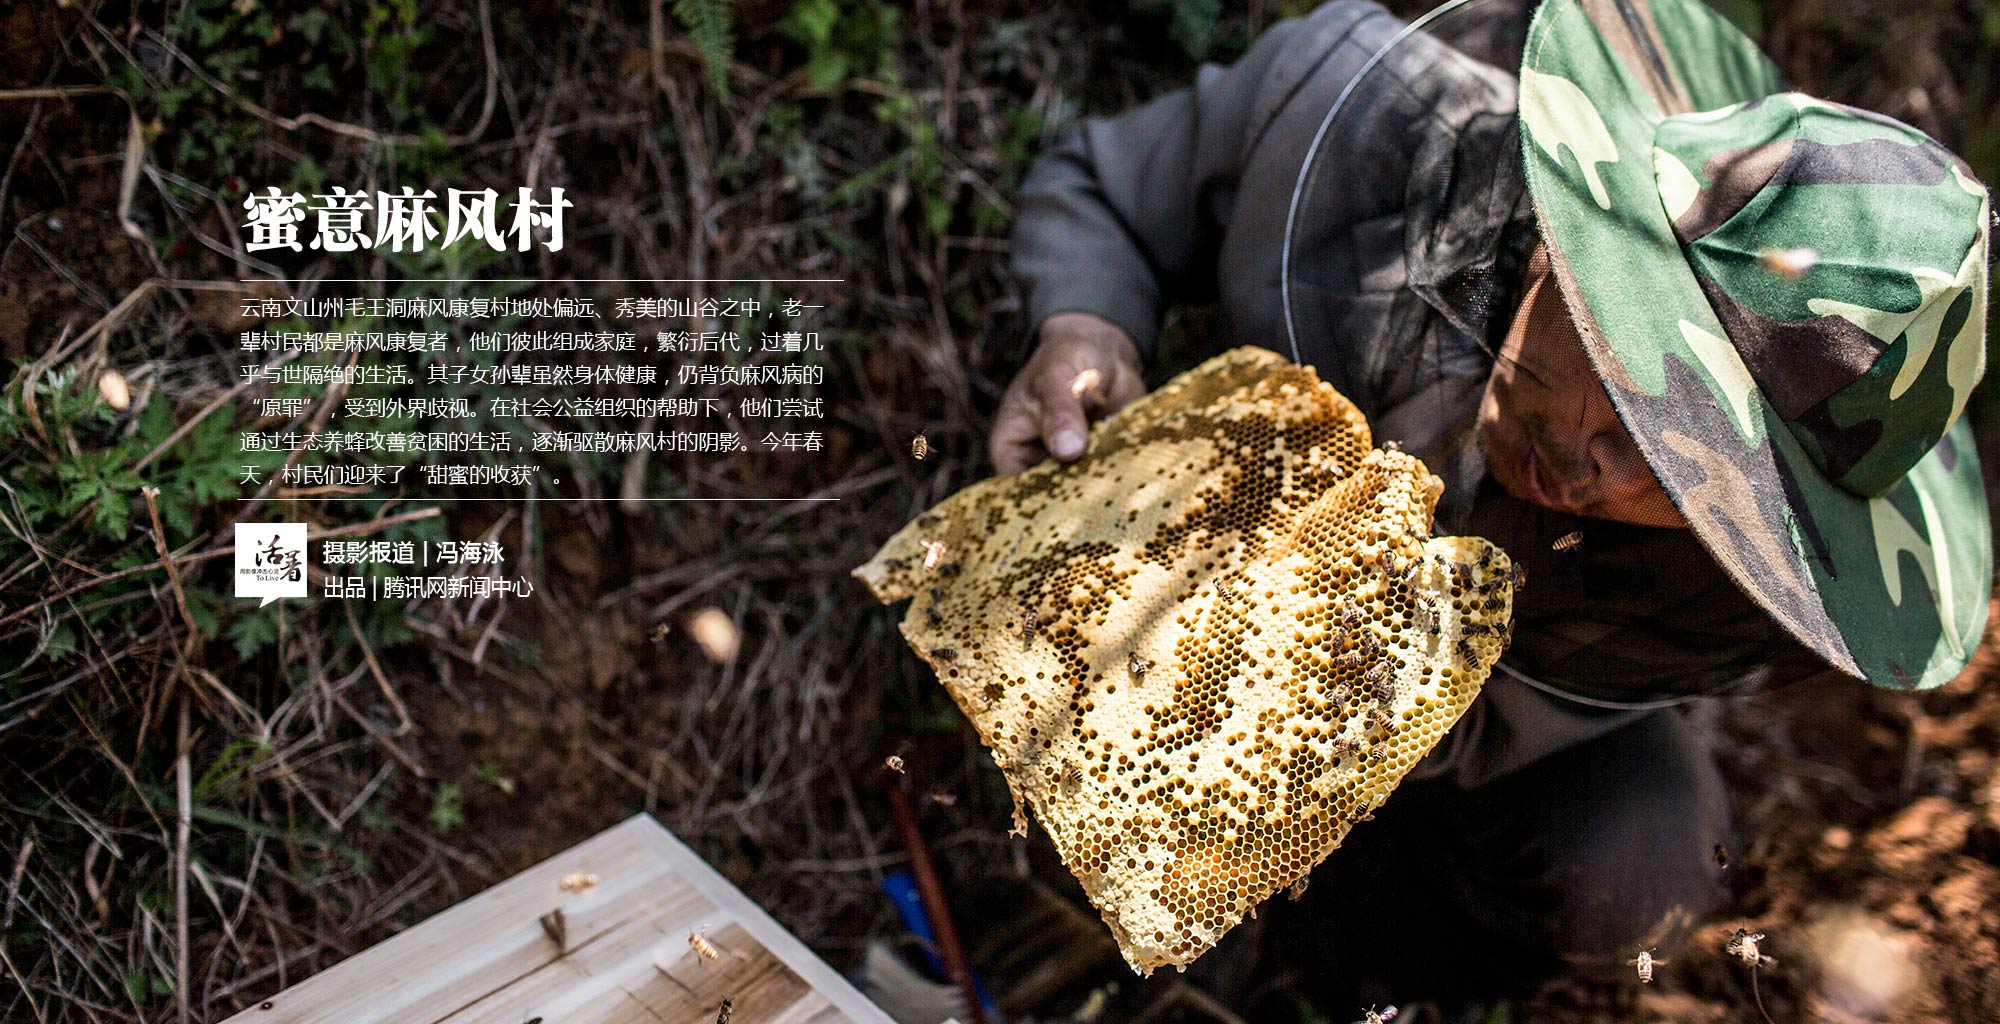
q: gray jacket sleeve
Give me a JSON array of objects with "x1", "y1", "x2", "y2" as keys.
[{"x1": 1008, "y1": 5, "x2": 1383, "y2": 361}]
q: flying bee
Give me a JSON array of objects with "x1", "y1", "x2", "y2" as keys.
[
  {"x1": 1128, "y1": 653, "x2": 1154, "y2": 678},
  {"x1": 1552, "y1": 531, "x2": 1584, "y2": 553},
  {"x1": 715, "y1": 998, "x2": 734, "y2": 1024},
  {"x1": 1068, "y1": 367, "x2": 1104, "y2": 399},
  {"x1": 1713, "y1": 844, "x2": 1730, "y2": 869},
  {"x1": 1382, "y1": 440, "x2": 1402, "y2": 453},
  {"x1": 1756, "y1": 245, "x2": 1819, "y2": 279},
  {"x1": 689, "y1": 930, "x2": 721, "y2": 963},
  {"x1": 884, "y1": 755, "x2": 906, "y2": 774},
  {"x1": 1287, "y1": 876, "x2": 1310, "y2": 901},
  {"x1": 1630, "y1": 948, "x2": 1664, "y2": 984},
  {"x1": 1353, "y1": 1006, "x2": 1398, "y2": 1024},
  {"x1": 920, "y1": 539, "x2": 948, "y2": 571},
  {"x1": 910, "y1": 434, "x2": 929, "y2": 460},
  {"x1": 1726, "y1": 928, "x2": 1775, "y2": 967}
]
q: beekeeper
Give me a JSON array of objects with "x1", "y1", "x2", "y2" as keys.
[{"x1": 992, "y1": 0, "x2": 1992, "y2": 1005}]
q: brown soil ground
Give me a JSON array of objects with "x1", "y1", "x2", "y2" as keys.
[{"x1": 1522, "y1": 610, "x2": 2000, "y2": 1023}]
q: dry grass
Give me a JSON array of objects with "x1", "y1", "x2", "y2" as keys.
[{"x1": 0, "y1": 1, "x2": 1995, "y2": 1023}]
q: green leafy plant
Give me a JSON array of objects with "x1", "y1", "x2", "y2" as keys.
[
  {"x1": 675, "y1": 0, "x2": 736, "y2": 98},
  {"x1": 780, "y1": 0, "x2": 901, "y2": 92},
  {"x1": 429, "y1": 781, "x2": 466, "y2": 831},
  {"x1": 1162, "y1": 0, "x2": 1223, "y2": 59}
]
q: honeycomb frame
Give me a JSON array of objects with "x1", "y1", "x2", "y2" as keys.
[{"x1": 855, "y1": 347, "x2": 1514, "y2": 974}]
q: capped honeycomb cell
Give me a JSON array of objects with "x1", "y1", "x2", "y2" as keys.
[{"x1": 854, "y1": 347, "x2": 1513, "y2": 975}]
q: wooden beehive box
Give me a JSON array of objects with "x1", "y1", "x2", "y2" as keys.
[{"x1": 223, "y1": 814, "x2": 899, "y2": 1024}]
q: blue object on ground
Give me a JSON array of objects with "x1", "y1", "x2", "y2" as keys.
[{"x1": 880, "y1": 870, "x2": 999, "y2": 1015}]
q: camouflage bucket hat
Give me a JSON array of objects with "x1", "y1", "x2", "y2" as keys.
[{"x1": 1519, "y1": 0, "x2": 1993, "y2": 689}]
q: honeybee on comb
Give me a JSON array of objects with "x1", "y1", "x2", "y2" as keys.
[
  {"x1": 1412, "y1": 602, "x2": 1440, "y2": 636},
  {"x1": 920, "y1": 538, "x2": 948, "y2": 571},
  {"x1": 1363, "y1": 663, "x2": 1395, "y2": 703},
  {"x1": 1019, "y1": 604, "x2": 1042, "y2": 648},
  {"x1": 1055, "y1": 760, "x2": 1085, "y2": 790}
]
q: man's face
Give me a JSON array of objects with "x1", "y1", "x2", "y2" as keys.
[{"x1": 1476, "y1": 254, "x2": 1688, "y2": 529}]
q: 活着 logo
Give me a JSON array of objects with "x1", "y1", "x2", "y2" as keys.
[{"x1": 235, "y1": 522, "x2": 307, "y2": 605}]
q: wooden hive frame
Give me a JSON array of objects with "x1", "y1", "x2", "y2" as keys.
[{"x1": 221, "y1": 814, "x2": 899, "y2": 1024}]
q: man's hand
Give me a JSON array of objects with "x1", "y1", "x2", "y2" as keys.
[{"x1": 989, "y1": 313, "x2": 1147, "y2": 475}]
